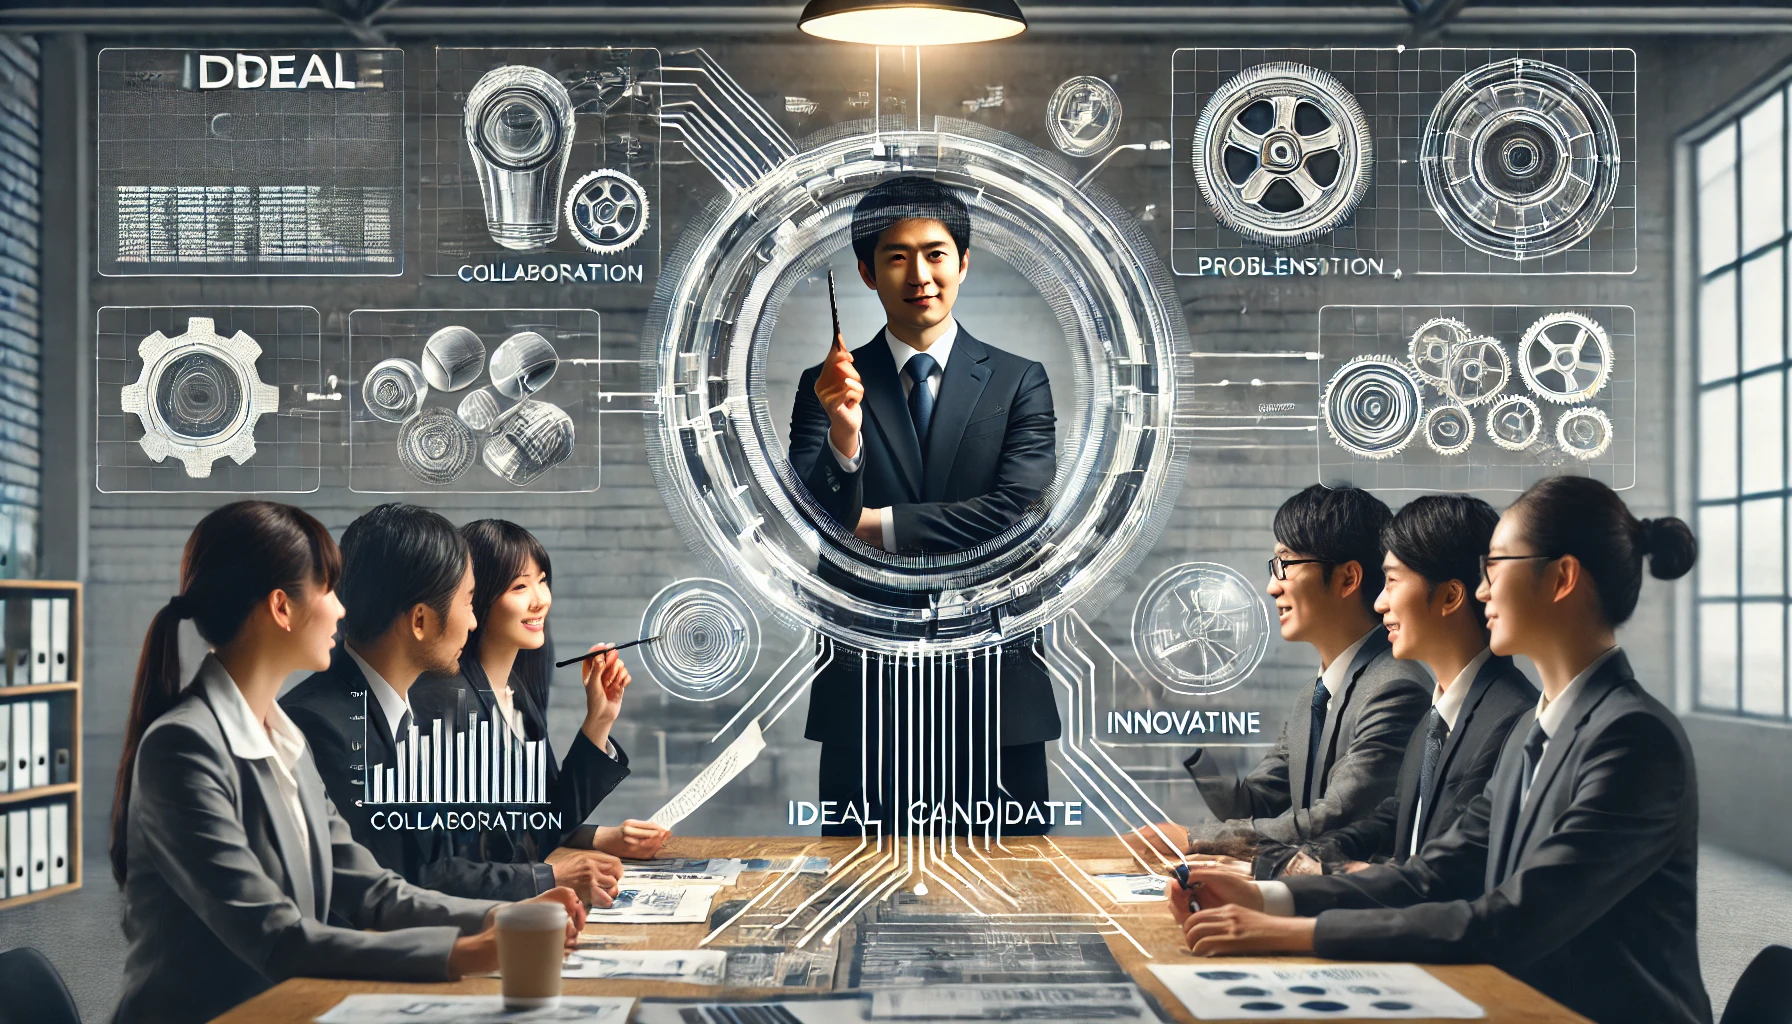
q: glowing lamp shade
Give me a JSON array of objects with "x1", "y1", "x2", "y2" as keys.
[{"x1": 798, "y1": 0, "x2": 1027, "y2": 45}]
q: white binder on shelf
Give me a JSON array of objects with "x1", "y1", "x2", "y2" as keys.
[
  {"x1": 28, "y1": 599, "x2": 48, "y2": 684},
  {"x1": 9, "y1": 704, "x2": 26, "y2": 792},
  {"x1": 0, "y1": 703, "x2": 9, "y2": 792},
  {"x1": 29, "y1": 700, "x2": 48, "y2": 789},
  {"x1": 7, "y1": 809, "x2": 26, "y2": 896},
  {"x1": 0, "y1": 599, "x2": 7, "y2": 685},
  {"x1": 48, "y1": 802, "x2": 67, "y2": 887},
  {"x1": 27, "y1": 805, "x2": 46, "y2": 891},
  {"x1": 49, "y1": 599, "x2": 68, "y2": 683}
]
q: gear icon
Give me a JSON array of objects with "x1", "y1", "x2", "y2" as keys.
[
  {"x1": 1443, "y1": 336, "x2": 1510, "y2": 406},
  {"x1": 1485, "y1": 394, "x2": 1543, "y2": 451},
  {"x1": 1409, "y1": 317, "x2": 1472, "y2": 391},
  {"x1": 564, "y1": 169, "x2": 650, "y2": 254},
  {"x1": 1423, "y1": 403, "x2": 1476, "y2": 456},
  {"x1": 1322, "y1": 355, "x2": 1425, "y2": 460},
  {"x1": 1519, "y1": 311, "x2": 1613, "y2": 404},
  {"x1": 1555, "y1": 406, "x2": 1613, "y2": 460},
  {"x1": 120, "y1": 317, "x2": 278, "y2": 479}
]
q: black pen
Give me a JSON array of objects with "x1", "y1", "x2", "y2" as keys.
[
  {"x1": 1174, "y1": 862, "x2": 1199, "y2": 911},
  {"x1": 827, "y1": 269, "x2": 842, "y2": 338},
  {"x1": 554, "y1": 635, "x2": 664, "y2": 668}
]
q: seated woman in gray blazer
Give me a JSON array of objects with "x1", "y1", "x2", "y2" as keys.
[{"x1": 110, "y1": 501, "x2": 584, "y2": 1024}]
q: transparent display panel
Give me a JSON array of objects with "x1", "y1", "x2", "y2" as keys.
[{"x1": 97, "y1": 48, "x2": 404, "y2": 276}]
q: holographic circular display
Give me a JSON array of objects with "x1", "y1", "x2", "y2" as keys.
[
  {"x1": 1132, "y1": 562, "x2": 1271, "y2": 696},
  {"x1": 1322, "y1": 356, "x2": 1424, "y2": 460},
  {"x1": 364, "y1": 358, "x2": 429, "y2": 424},
  {"x1": 639, "y1": 578, "x2": 762, "y2": 702},
  {"x1": 397, "y1": 408, "x2": 479, "y2": 485},
  {"x1": 155, "y1": 351, "x2": 245, "y2": 441}
]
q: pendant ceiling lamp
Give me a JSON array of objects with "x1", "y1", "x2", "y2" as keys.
[{"x1": 798, "y1": 0, "x2": 1027, "y2": 45}]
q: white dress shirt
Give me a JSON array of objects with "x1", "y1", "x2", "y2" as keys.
[
  {"x1": 828, "y1": 319, "x2": 960, "y2": 552},
  {"x1": 346, "y1": 645, "x2": 414, "y2": 744},
  {"x1": 199, "y1": 653, "x2": 313, "y2": 864}
]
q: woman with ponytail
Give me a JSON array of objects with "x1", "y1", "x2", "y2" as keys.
[
  {"x1": 113, "y1": 502, "x2": 583, "y2": 1024},
  {"x1": 1171, "y1": 477, "x2": 1714, "y2": 1024}
]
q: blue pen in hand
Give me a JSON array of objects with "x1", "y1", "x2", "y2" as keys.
[{"x1": 1174, "y1": 863, "x2": 1199, "y2": 912}]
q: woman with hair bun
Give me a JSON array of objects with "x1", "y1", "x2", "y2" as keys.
[
  {"x1": 1171, "y1": 477, "x2": 1713, "y2": 1024},
  {"x1": 112, "y1": 502, "x2": 583, "y2": 1024}
]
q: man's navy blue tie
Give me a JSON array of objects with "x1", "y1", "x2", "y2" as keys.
[
  {"x1": 1302, "y1": 676, "x2": 1330, "y2": 809},
  {"x1": 1413, "y1": 707, "x2": 1447, "y2": 844},
  {"x1": 904, "y1": 352, "x2": 938, "y2": 446}
]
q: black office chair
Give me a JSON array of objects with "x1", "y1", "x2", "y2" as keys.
[
  {"x1": 0, "y1": 947, "x2": 80, "y2": 1024},
  {"x1": 1723, "y1": 944, "x2": 1792, "y2": 1024}
]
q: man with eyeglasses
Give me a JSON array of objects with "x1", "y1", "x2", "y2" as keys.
[{"x1": 1127, "y1": 484, "x2": 1431, "y2": 877}]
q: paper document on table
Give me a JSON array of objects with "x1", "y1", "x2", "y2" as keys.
[
  {"x1": 1093, "y1": 872, "x2": 1170, "y2": 903},
  {"x1": 1150, "y1": 963, "x2": 1485, "y2": 1019},
  {"x1": 649, "y1": 718, "x2": 766, "y2": 828},
  {"x1": 586, "y1": 881, "x2": 720, "y2": 924},
  {"x1": 317, "y1": 994, "x2": 633, "y2": 1023},
  {"x1": 624, "y1": 858, "x2": 746, "y2": 884},
  {"x1": 870, "y1": 982, "x2": 1155, "y2": 1020},
  {"x1": 562, "y1": 948, "x2": 725, "y2": 983}
]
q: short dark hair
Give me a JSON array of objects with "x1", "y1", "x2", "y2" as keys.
[
  {"x1": 1383, "y1": 494, "x2": 1501, "y2": 626},
  {"x1": 1510, "y1": 475, "x2": 1697, "y2": 627},
  {"x1": 338, "y1": 503, "x2": 470, "y2": 646},
  {"x1": 851, "y1": 175, "x2": 971, "y2": 269},
  {"x1": 1273, "y1": 483, "x2": 1393, "y2": 612}
]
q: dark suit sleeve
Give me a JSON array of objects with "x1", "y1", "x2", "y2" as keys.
[
  {"x1": 791, "y1": 363, "x2": 865, "y2": 529},
  {"x1": 1310, "y1": 794, "x2": 1400, "y2": 866},
  {"x1": 1298, "y1": 712, "x2": 1689, "y2": 969},
  {"x1": 1187, "y1": 699, "x2": 1294, "y2": 828},
  {"x1": 887, "y1": 360, "x2": 1056, "y2": 554},
  {"x1": 535, "y1": 731, "x2": 631, "y2": 852}
]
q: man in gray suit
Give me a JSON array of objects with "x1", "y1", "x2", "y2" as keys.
[{"x1": 1129, "y1": 485, "x2": 1431, "y2": 874}]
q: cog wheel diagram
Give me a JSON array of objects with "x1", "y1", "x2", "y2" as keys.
[
  {"x1": 1046, "y1": 76, "x2": 1123, "y2": 158},
  {"x1": 1443, "y1": 336, "x2": 1511, "y2": 406},
  {"x1": 1323, "y1": 355, "x2": 1425, "y2": 460},
  {"x1": 1423, "y1": 404, "x2": 1476, "y2": 456},
  {"x1": 1556, "y1": 406, "x2": 1613, "y2": 460},
  {"x1": 1485, "y1": 394, "x2": 1543, "y2": 451},
  {"x1": 1192, "y1": 62, "x2": 1373, "y2": 247},
  {"x1": 1519, "y1": 311, "x2": 1613, "y2": 404},
  {"x1": 1409, "y1": 317, "x2": 1473, "y2": 390},
  {"x1": 564, "y1": 169, "x2": 650, "y2": 254},
  {"x1": 120, "y1": 317, "x2": 279, "y2": 479}
]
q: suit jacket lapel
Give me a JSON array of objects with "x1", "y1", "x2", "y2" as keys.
[
  {"x1": 922, "y1": 331, "x2": 992, "y2": 501},
  {"x1": 1419, "y1": 655, "x2": 1509, "y2": 839},
  {"x1": 854, "y1": 336, "x2": 923, "y2": 500},
  {"x1": 1486, "y1": 711, "x2": 1533, "y2": 887},
  {"x1": 198, "y1": 683, "x2": 318, "y2": 919},
  {"x1": 295, "y1": 754, "x2": 332, "y2": 918},
  {"x1": 343, "y1": 653, "x2": 396, "y2": 770},
  {"x1": 1507, "y1": 654, "x2": 1631, "y2": 870},
  {"x1": 1391, "y1": 731, "x2": 1425, "y2": 858},
  {"x1": 1285, "y1": 683, "x2": 1315, "y2": 810},
  {"x1": 1312, "y1": 631, "x2": 1390, "y2": 800}
]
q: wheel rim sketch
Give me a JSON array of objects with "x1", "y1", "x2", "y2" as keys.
[
  {"x1": 1443, "y1": 337, "x2": 1510, "y2": 406},
  {"x1": 640, "y1": 578, "x2": 761, "y2": 701},
  {"x1": 1519, "y1": 311, "x2": 1612, "y2": 403},
  {"x1": 1191, "y1": 62, "x2": 1372, "y2": 247},
  {"x1": 482, "y1": 400, "x2": 574, "y2": 486},
  {"x1": 1423, "y1": 404, "x2": 1476, "y2": 456},
  {"x1": 1046, "y1": 76, "x2": 1122, "y2": 157},
  {"x1": 1408, "y1": 317, "x2": 1472, "y2": 391},
  {"x1": 1485, "y1": 395, "x2": 1543, "y2": 451},
  {"x1": 489, "y1": 331, "x2": 560, "y2": 400},
  {"x1": 1555, "y1": 406, "x2": 1613, "y2": 459},
  {"x1": 566, "y1": 169, "x2": 651, "y2": 254},
  {"x1": 1322, "y1": 356, "x2": 1424, "y2": 459},
  {"x1": 1132, "y1": 562, "x2": 1270, "y2": 696},
  {"x1": 363, "y1": 358, "x2": 429, "y2": 423},
  {"x1": 398, "y1": 409, "x2": 479, "y2": 485},
  {"x1": 120, "y1": 316, "x2": 279, "y2": 478},
  {"x1": 421, "y1": 326, "x2": 487, "y2": 393},
  {"x1": 1421, "y1": 59, "x2": 1619, "y2": 260}
]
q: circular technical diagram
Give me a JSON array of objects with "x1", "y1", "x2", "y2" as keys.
[
  {"x1": 638, "y1": 578, "x2": 761, "y2": 701},
  {"x1": 1519, "y1": 311, "x2": 1613, "y2": 404},
  {"x1": 1191, "y1": 62, "x2": 1373, "y2": 247},
  {"x1": 421, "y1": 326, "x2": 486, "y2": 392},
  {"x1": 1132, "y1": 562, "x2": 1271, "y2": 696},
  {"x1": 644, "y1": 119, "x2": 1192, "y2": 654},
  {"x1": 119, "y1": 317, "x2": 279, "y2": 479},
  {"x1": 489, "y1": 331, "x2": 559, "y2": 400},
  {"x1": 1555, "y1": 406, "x2": 1613, "y2": 460},
  {"x1": 1408, "y1": 317, "x2": 1472, "y2": 390},
  {"x1": 397, "y1": 409, "x2": 479, "y2": 485},
  {"x1": 1485, "y1": 395, "x2": 1543, "y2": 451},
  {"x1": 1045, "y1": 76, "x2": 1122, "y2": 157},
  {"x1": 363, "y1": 358, "x2": 429, "y2": 423},
  {"x1": 564, "y1": 169, "x2": 650, "y2": 254},
  {"x1": 1442, "y1": 336, "x2": 1510, "y2": 406},
  {"x1": 482, "y1": 399, "x2": 574, "y2": 486},
  {"x1": 1423, "y1": 404, "x2": 1476, "y2": 456},
  {"x1": 1421, "y1": 59, "x2": 1620, "y2": 260},
  {"x1": 1322, "y1": 356, "x2": 1424, "y2": 460}
]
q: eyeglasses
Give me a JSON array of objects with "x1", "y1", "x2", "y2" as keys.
[
  {"x1": 1479, "y1": 553, "x2": 1559, "y2": 585},
  {"x1": 1268, "y1": 556, "x2": 1330, "y2": 581}
]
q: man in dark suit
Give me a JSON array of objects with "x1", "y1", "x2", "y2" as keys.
[
  {"x1": 1277, "y1": 495, "x2": 1535, "y2": 873},
  {"x1": 1127, "y1": 485, "x2": 1431, "y2": 870},
  {"x1": 283, "y1": 504, "x2": 622, "y2": 904},
  {"x1": 787, "y1": 175, "x2": 1060, "y2": 836}
]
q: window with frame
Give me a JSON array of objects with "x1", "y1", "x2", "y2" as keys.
[{"x1": 1693, "y1": 73, "x2": 1790, "y2": 720}]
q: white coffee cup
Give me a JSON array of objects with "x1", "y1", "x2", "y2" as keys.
[{"x1": 496, "y1": 901, "x2": 567, "y2": 1010}]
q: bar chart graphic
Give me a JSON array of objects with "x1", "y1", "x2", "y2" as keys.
[{"x1": 361, "y1": 703, "x2": 549, "y2": 805}]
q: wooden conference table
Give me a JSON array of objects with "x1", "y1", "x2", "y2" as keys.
[{"x1": 212, "y1": 836, "x2": 1589, "y2": 1024}]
